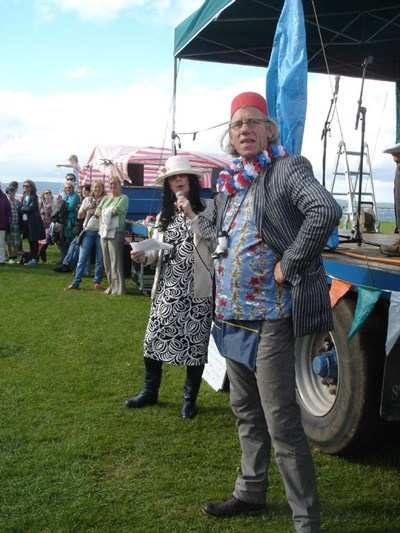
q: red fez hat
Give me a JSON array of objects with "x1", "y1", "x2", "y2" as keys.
[{"x1": 230, "y1": 92, "x2": 268, "y2": 118}]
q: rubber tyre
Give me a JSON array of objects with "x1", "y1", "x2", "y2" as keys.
[{"x1": 295, "y1": 294, "x2": 387, "y2": 455}]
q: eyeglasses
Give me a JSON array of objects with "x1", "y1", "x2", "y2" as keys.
[
  {"x1": 44, "y1": 191, "x2": 51, "y2": 194},
  {"x1": 229, "y1": 118, "x2": 269, "y2": 131},
  {"x1": 23, "y1": 184, "x2": 31, "y2": 188}
]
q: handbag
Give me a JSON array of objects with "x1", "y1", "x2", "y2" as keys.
[
  {"x1": 50, "y1": 200, "x2": 67, "y2": 224},
  {"x1": 76, "y1": 229, "x2": 85, "y2": 246},
  {"x1": 72, "y1": 220, "x2": 84, "y2": 236},
  {"x1": 211, "y1": 318, "x2": 262, "y2": 371}
]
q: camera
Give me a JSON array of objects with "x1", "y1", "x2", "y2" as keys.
[{"x1": 212, "y1": 231, "x2": 228, "y2": 260}]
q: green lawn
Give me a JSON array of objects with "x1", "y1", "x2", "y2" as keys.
[{"x1": 1, "y1": 243, "x2": 399, "y2": 533}]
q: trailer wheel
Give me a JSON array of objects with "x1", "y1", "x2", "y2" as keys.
[{"x1": 295, "y1": 295, "x2": 387, "y2": 455}]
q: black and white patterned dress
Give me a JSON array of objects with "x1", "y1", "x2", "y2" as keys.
[{"x1": 144, "y1": 212, "x2": 212, "y2": 366}]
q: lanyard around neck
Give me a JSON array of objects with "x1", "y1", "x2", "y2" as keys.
[{"x1": 220, "y1": 183, "x2": 252, "y2": 236}]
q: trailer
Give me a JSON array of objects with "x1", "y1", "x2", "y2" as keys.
[
  {"x1": 79, "y1": 144, "x2": 228, "y2": 220},
  {"x1": 173, "y1": 0, "x2": 400, "y2": 455},
  {"x1": 79, "y1": 145, "x2": 228, "y2": 289}
]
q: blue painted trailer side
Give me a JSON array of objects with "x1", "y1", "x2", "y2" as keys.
[
  {"x1": 122, "y1": 186, "x2": 212, "y2": 221},
  {"x1": 323, "y1": 259, "x2": 400, "y2": 293}
]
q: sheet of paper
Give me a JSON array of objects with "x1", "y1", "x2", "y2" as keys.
[{"x1": 130, "y1": 239, "x2": 173, "y2": 252}]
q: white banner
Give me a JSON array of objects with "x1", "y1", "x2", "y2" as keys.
[
  {"x1": 203, "y1": 333, "x2": 228, "y2": 392},
  {"x1": 386, "y1": 291, "x2": 400, "y2": 355}
]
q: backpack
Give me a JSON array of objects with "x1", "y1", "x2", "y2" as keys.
[{"x1": 50, "y1": 200, "x2": 67, "y2": 224}]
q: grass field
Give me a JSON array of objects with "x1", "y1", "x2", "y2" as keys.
[{"x1": 1, "y1": 240, "x2": 399, "y2": 533}]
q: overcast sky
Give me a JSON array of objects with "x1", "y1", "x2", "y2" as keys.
[{"x1": 0, "y1": 0, "x2": 397, "y2": 203}]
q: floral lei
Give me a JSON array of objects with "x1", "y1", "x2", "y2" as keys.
[{"x1": 217, "y1": 144, "x2": 288, "y2": 195}]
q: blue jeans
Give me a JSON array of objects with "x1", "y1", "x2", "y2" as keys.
[{"x1": 72, "y1": 231, "x2": 103, "y2": 286}]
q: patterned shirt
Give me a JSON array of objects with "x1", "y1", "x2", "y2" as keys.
[
  {"x1": 214, "y1": 182, "x2": 292, "y2": 321},
  {"x1": 9, "y1": 199, "x2": 21, "y2": 224}
]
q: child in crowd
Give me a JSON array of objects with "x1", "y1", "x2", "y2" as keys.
[
  {"x1": 56, "y1": 154, "x2": 81, "y2": 183},
  {"x1": 38, "y1": 189, "x2": 56, "y2": 263},
  {"x1": 5, "y1": 186, "x2": 21, "y2": 263}
]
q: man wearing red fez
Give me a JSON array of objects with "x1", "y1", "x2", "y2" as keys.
[{"x1": 190, "y1": 91, "x2": 342, "y2": 531}]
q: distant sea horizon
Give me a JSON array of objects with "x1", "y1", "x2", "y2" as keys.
[{"x1": 5, "y1": 178, "x2": 396, "y2": 224}]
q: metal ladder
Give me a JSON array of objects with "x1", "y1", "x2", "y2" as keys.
[{"x1": 329, "y1": 140, "x2": 379, "y2": 232}]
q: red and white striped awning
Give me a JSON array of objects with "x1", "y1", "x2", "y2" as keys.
[{"x1": 79, "y1": 145, "x2": 230, "y2": 191}]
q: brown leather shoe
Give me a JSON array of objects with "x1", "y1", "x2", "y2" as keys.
[
  {"x1": 202, "y1": 495, "x2": 266, "y2": 518},
  {"x1": 380, "y1": 239, "x2": 400, "y2": 257}
]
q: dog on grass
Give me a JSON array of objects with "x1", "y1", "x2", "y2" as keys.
[{"x1": 19, "y1": 251, "x2": 33, "y2": 265}]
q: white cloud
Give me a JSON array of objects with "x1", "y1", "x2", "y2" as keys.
[
  {"x1": 31, "y1": 0, "x2": 204, "y2": 22},
  {"x1": 0, "y1": 70, "x2": 397, "y2": 203}
]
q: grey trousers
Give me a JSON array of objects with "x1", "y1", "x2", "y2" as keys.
[
  {"x1": 100, "y1": 231, "x2": 126, "y2": 295},
  {"x1": 226, "y1": 317, "x2": 320, "y2": 533}
]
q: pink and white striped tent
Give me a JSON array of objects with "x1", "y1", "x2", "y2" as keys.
[{"x1": 79, "y1": 145, "x2": 230, "y2": 192}]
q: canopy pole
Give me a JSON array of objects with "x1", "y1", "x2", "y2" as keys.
[
  {"x1": 396, "y1": 81, "x2": 400, "y2": 143},
  {"x1": 171, "y1": 58, "x2": 178, "y2": 155}
]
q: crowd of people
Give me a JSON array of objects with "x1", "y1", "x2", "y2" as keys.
[{"x1": 0, "y1": 157, "x2": 128, "y2": 295}]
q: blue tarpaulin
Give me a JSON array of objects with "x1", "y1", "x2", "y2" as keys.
[{"x1": 266, "y1": 0, "x2": 308, "y2": 155}]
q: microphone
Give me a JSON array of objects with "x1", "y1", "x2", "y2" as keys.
[
  {"x1": 212, "y1": 230, "x2": 228, "y2": 260},
  {"x1": 176, "y1": 190, "x2": 184, "y2": 212},
  {"x1": 362, "y1": 55, "x2": 373, "y2": 67},
  {"x1": 334, "y1": 75, "x2": 340, "y2": 96}
]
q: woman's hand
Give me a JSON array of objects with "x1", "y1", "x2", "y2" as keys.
[
  {"x1": 130, "y1": 249, "x2": 147, "y2": 265},
  {"x1": 175, "y1": 196, "x2": 196, "y2": 220}
]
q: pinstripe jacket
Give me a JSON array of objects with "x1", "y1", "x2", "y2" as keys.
[{"x1": 197, "y1": 155, "x2": 342, "y2": 337}]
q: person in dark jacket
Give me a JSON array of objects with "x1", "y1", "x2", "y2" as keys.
[
  {"x1": 197, "y1": 92, "x2": 342, "y2": 532},
  {"x1": 20, "y1": 180, "x2": 46, "y2": 266},
  {"x1": 0, "y1": 182, "x2": 11, "y2": 264},
  {"x1": 380, "y1": 143, "x2": 400, "y2": 256}
]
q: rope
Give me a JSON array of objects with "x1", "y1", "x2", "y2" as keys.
[
  {"x1": 370, "y1": 91, "x2": 389, "y2": 166},
  {"x1": 310, "y1": 0, "x2": 345, "y2": 143},
  {"x1": 175, "y1": 121, "x2": 230, "y2": 142},
  {"x1": 171, "y1": 58, "x2": 229, "y2": 142}
]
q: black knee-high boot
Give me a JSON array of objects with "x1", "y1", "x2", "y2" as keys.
[
  {"x1": 38, "y1": 247, "x2": 47, "y2": 263},
  {"x1": 181, "y1": 364, "x2": 204, "y2": 419},
  {"x1": 125, "y1": 359, "x2": 162, "y2": 408}
]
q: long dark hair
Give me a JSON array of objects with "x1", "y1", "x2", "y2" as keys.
[{"x1": 158, "y1": 175, "x2": 205, "y2": 232}]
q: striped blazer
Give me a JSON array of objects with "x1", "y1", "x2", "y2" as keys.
[{"x1": 197, "y1": 155, "x2": 342, "y2": 337}]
